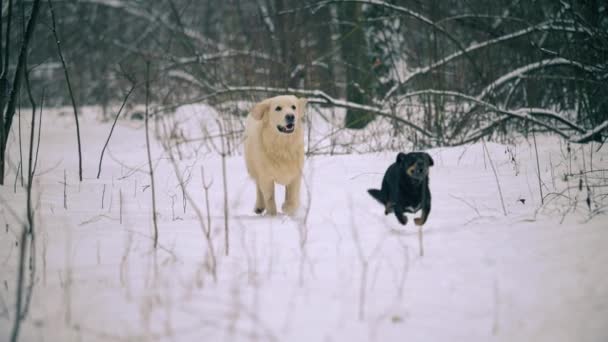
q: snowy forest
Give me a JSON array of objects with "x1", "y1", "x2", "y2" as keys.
[{"x1": 1, "y1": 0, "x2": 607, "y2": 341}]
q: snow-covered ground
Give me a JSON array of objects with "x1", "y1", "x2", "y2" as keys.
[{"x1": 1, "y1": 105, "x2": 607, "y2": 342}]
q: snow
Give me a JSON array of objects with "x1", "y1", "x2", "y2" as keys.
[{"x1": 1, "y1": 104, "x2": 607, "y2": 341}]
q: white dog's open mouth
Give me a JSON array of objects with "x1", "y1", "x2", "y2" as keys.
[{"x1": 277, "y1": 123, "x2": 295, "y2": 134}]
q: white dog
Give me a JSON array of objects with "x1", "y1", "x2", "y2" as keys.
[{"x1": 244, "y1": 95, "x2": 307, "y2": 216}]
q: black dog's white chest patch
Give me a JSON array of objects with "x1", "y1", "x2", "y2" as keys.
[{"x1": 404, "y1": 203, "x2": 421, "y2": 213}]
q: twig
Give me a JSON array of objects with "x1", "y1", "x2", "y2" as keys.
[
  {"x1": 9, "y1": 226, "x2": 27, "y2": 342},
  {"x1": 101, "y1": 184, "x2": 106, "y2": 209},
  {"x1": 532, "y1": 131, "x2": 544, "y2": 204},
  {"x1": 201, "y1": 166, "x2": 213, "y2": 238},
  {"x1": 418, "y1": 225, "x2": 424, "y2": 257},
  {"x1": 31, "y1": 89, "x2": 44, "y2": 176},
  {"x1": 144, "y1": 61, "x2": 159, "y2": 248},
  {"x1": 161, "y1": 117, "x2": 217, "y2": 280},
  {"x1": 63, "y1": 169, "x2": 67, "y2": 210},
  {"x1": 482, "y1": 140, "x2": 507, "y2": 216},
  {"x1": 348, "y1": 199, "x2": 368, "y2": 321},
  {"x1": 13, "y1": 161, "x2": 20, "y2": 193},
  {"x1": 23, "y1": 38, "x2": 35, "y2": 234},
  {"x1": 97, "y1": 86, "x2": 135, "y2": 178},
  {"x1": 18, "y1": 94, "x2": 24, "y2": 187},
  {"x1": 216, "y1": 119, "x2": 230, "y2": 256},
  {"x1": 119, "y1": 188, "x2": 123, "y2": 224}
]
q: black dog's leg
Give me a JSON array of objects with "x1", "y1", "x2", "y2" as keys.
[
  {"x1": 414, "y1": 186, "x2": 431, "y2": 226},
  {"x1": 384, "y1": 201, "x2": 394, "y2": 215},
  {"x1": 394, "y1": 205, "x2": 408, "y2": 225}
]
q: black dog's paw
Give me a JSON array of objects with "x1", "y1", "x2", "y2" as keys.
[
  {"x1": 384, "y1": 201, "x2": 394, "y2": 215},
  {"x1": 395, "y1": 212, "x2": 408, "y2": 225},
  {"x1": 254, "y1": 207, "x2": 265, "y2": 215}
]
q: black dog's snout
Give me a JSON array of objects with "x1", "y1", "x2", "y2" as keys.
[{"x1": 285, "y1": 114, "x2": 295, "y2": 123}]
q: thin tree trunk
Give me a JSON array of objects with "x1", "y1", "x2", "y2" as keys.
[
  {"x1": 97, "y1": 86, "x2": 134, "y2": 178},
  {"x1": 48, "y1": 0, "x2": 83, "y2": 181},
  {"x1": 144, "y1": 62, "x2": 159, "y2": 248},
  {"x1": 339, "y1": 3, "x2": 373, "y2": 129}
]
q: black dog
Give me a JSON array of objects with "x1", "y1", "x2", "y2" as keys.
[{"x1": 368, "y1": 152, "x2": 434, "y2": 226}]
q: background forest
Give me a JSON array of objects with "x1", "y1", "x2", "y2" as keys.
[{"x1": 1, "y1": 1, "x2": 608, "y2": 342}]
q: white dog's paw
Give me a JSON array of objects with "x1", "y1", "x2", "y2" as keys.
[
  {"x1": 265, "y1": 201, "x2": 278, "y2": 216},
  {"x1": 281, "y1": 202, "x2": 298, "y2": 216}
]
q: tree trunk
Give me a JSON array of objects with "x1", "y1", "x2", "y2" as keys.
[
  {"x1": 339, "y1": 3, "x2": 373, "y2": 129},
  {"x1": 1, "y1": 0, "x2": 42, "y2": 185}
]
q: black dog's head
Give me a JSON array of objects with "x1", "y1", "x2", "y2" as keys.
[{"x1": 396, "y1": 152, "x2": 434, "y2": 181}]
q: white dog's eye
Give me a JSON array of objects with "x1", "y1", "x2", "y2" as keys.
[
  {"x1": 275, "y1": 106, "x2": 282, "y2": 111},
  {"x1": 291, "y1": 105, "x2": 296, "y2": 110}
]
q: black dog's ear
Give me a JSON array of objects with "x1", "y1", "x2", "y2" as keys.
[
  {"x1": 396, "y1": 152, "x2": 408, "y2": 163},
  {"x1": 425, "y1": 153, "x2": 434, "y2": 166}
]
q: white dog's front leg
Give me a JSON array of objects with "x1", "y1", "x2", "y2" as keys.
[
  {"x1": 259, "y1": 179, "x2": 277, "y2": 216},
  {"x1": 282, "y1": 177, "x2": 301, "y2": 216},
  {"x1": 254, "y1": 183, "x2": 265, "y2": 214}
]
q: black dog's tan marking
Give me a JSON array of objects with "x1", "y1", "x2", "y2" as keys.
[{"x1": 368, "y1": 152, "x2": 433, "y2": 226}]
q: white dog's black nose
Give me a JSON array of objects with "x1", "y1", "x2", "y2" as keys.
[{"x1": 285, "y1": 114, "x2": 295, "y2": 123}]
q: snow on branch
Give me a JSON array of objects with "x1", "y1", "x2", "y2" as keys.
[
  {"x1": 76, "y1": 0, "x2": 216, "y2": 47},
  {"x1": 460, "y1": 117, "x2": 512, "y2": 145},
  {"x1": 173, "y1": 51, "x2": 280, "y2": 66},
  {"x1": 76, "y1": 0, "x2": 273, "y2": 60},
  {"x1": 571, "y1": 120, "x2": 608, "y2": 144},
  {"x1": 168, "y1": 70, "x2": 215, "y2": 91},
  {"x1": 179, "y1": 85, "x2": 434, "y2": 138},
  {"x1": 478, "y1": 57, "x2": 603, "y2": 100},
  {"x1": 397, "y1": 89, "x2": 603, "y2": 143},
  {"x1": 383, "y1": 21, "x2": 589, "y2": 102},
  {"x1": 446, "y1": 57, "x2": 603, "y2": 137},
  {"x1": 513, "y1": 108, "x2": 584, "y2": 133},
  {"x1": 399, "y1": 90, "x2": 570, "y2": 138}
]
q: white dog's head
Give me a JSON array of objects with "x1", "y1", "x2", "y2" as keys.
[{"x1": 251, "y1": 95, "x2": 307, "y2": 135}]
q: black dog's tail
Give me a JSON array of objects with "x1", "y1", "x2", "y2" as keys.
[{"x1": 367, "y1": 189, "x2": 386, "y2": 205}]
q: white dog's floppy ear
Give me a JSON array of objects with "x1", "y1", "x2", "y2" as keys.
[
  {"x1": 251, "y1": 99, "x2": 271, "y2": 121},
  {"x1": 297, "y1": 97, "x2": 308, "y2": 119}
]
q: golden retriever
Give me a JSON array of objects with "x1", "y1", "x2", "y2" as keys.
[{"x1": 244, "y1": 95, "x2": 307, "y2": 216}]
